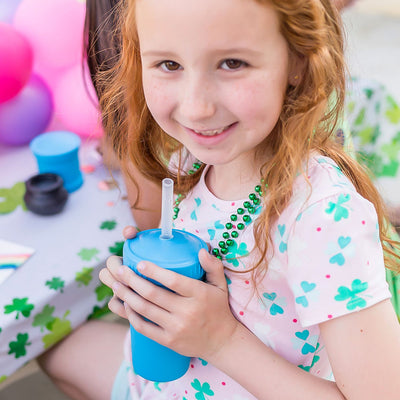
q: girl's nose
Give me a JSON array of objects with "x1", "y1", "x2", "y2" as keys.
[{"x1": 178, "y1": 75, "x2": 217, "y2": 123}]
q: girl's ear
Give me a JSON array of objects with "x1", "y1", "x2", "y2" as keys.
[{"x1": 288, "y1": 54, "x2": 306, "y2": 86}]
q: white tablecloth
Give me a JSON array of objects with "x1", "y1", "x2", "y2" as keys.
[{"x1": 0, "y1": 141, "x2": 133, "y2": 382}]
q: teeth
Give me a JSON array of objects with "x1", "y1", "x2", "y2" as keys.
[{"x1": 193, "y1": 126, "x2": 227, "y2": 136}]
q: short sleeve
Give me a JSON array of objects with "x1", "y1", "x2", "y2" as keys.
[{"x1": 287, "y1": 191, "x2": 391, "y2": 327}]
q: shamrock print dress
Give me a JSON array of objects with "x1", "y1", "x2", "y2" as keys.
[{"x1": 122, "y1": 155, "x2": 391, "y2": 400}]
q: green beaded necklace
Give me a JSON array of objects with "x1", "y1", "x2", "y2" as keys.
[{"x1": 173, "y1": 162, "x2": 265, "y2": 260}]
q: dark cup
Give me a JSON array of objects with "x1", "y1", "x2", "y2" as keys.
[{"x1": 24, "y1": 173, "x2": 68, "y2": 215}]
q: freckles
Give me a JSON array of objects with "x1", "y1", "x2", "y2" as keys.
[
  {"x1": 231, "y1": 81, "x2": 271, "y2": 118},
  {"x1": 145, "y1": 83, "x2": 169, "y2": 108}
]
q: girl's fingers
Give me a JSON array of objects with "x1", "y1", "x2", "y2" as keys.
[
  {"x1": 106, "y1": 255, "x2": 123, "y2": 270},
  {"x1": 108, "y1": 295, "x2": 128, "y2": 319},
  {"x1": 99, "y1": 256, "x2": 123, "y2": 289},
  {"x1": 99, "y1": 267, "x2": 115, "y2": 288},
  {"x1": 132, "y1": 261, "x2": 204, "y2": 297},
  {"x1": 198, "y1": 249, "x2": 227, "y2": 290},
  {"x1": 111, "y1": 279, "x2": 170, "y2": 326},
  {"x1": 131, "y1": 250, "x2": 227, "y2": 297},
  {"x1": 104, "y1": 256, "x2": 179, "y2": 318},
  {"x1": 124, "y1": 302, "x2": 166, "y2": 341},
  {"x1": 123, "y1": 225, "x2": 138, "y2": 239}
]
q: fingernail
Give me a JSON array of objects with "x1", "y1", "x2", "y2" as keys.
[
  {"x1": 117, "y1": 266, "x2": 124, "y2": 276},
  {"x1": 137, "y1": 262, "x2": 145, "y2": 272},
  {"x1": 112, "y1": 281, "x2": 120, "y2": 291}
]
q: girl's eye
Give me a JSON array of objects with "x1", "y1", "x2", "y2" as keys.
[
  {"x1": 220, "y1": 59, "x2": 247, "y2": 70},
  {"x1": 159, "y1": 61, "x2": 181, "y2": 71}
]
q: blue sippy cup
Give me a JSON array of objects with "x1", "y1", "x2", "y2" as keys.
[{"x1": 122, "y1": 178, "x2": 207, "y2": 382}]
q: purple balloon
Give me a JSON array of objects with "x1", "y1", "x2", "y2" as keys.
[
  {"x1": 0, "y1": 0, "x2": 23, "y2": 24},
  {"x1": 0, "y1": 74, "x2": 54, "y2": 146}
]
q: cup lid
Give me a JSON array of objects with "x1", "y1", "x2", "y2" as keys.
[
  {"x1": 25, "y1": 173, "x2": 64, "y2": 194},
  {"x1": 124, "y1": 229, "x2": 208, "y2": 269},
  {"x1": 30, "y1": 131, "x2": 81, "y2": 157}
]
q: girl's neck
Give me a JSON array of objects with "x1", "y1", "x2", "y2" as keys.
[{"x1": 205, "y1": 160, "x2": 262, "y2": 201}]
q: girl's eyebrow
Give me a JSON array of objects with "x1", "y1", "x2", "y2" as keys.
[
  {"x1": 141, "y1": 48, "x2": 263, "y2": 57},
  {"x1": 141, "y1": 50, "x2": 179, "y2": 57}
]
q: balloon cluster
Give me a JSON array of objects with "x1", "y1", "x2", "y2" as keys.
[{"x1": 0, "y1": 0, "x2": 103, "y2": 146}]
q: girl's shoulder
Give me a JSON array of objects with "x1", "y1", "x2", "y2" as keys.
[
  {"x1": 284, "y1": 154, "x2": 372, "y2": 224},
  {"x1": 295, "y1": 154, "x2": 359, "y2": 201}
]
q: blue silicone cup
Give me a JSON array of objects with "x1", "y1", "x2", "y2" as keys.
[
  {"x1": 123, "y1": 228, "x2": 208, "y2": 382},
  {"x1": 30, "y1": 131, "x2": 83, "y2": 193}
]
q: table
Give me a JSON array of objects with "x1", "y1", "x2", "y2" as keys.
[{"x1": 0, "y1": 141, "x2": 133, "y2": 383}]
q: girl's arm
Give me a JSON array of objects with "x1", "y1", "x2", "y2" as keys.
[
  {"x1": 332, "y1": 0, "x2": 358, "y2": 11},
  {"x1": 100, "y1": 139, "x2": 162, "y2": 231},
  {"x1": 213, "y1": 297, "x2": 400, "y2": 400},
  {"x1": 319, "y1": 298, "x2": 400, "y2": 399},
  {"x1": 102, "y1": 251, "x2": 400, "y2": 399},
  {"x1": 121, "y1": 162, "x2": 161, "y2": 231}
]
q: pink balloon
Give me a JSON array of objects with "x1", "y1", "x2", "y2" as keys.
[
  {"x1": 0, "y1": 22, "x2": 33, "y2": 103},
  {"x1": 53, "y1": 64, "x2": 103, "y2": 139},
  {"x1": 14, "y1": 0, "x2": 85, "y2": 70}
]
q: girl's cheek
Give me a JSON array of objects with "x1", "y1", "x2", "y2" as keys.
[{"x1": 144, "y1": 82, "x2": 171, "y2": 117}]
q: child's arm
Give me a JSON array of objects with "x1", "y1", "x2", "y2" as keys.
[
  {"x1": 319, "y1": 298, "x2": 400, "y2": 399},
  {"x1": 121, "y1": 162, "x2": 162, "y2": 231},
  {"x1": 104, "y1": 250, "x2": 400, "y2": 400},
  {"x1": 332, "y1": 0, "x2": 358, "y2": 11},
  {"x1": 99, "y1": 138, "x2": 162, "y2": 231}
]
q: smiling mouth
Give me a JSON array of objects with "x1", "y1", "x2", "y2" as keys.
[{"x1": 191, "y1": 123, "x2": 234, "y2": 136}]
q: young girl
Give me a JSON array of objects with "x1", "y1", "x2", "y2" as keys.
[{"x1": 39, "y1": 0, "x2": 400, "y2": 399}]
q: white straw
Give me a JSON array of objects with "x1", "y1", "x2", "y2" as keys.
[{"x1": 160, "y1": 178, "x2": 174, "y2": 239}]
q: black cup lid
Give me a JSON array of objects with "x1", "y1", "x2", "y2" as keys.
[{"x1": 25, "y1": 173, "x2": 64, "y2": 194}]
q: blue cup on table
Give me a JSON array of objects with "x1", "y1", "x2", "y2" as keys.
[{"x1": 30, "y1": 131, "x2": 83, "y2": 193}]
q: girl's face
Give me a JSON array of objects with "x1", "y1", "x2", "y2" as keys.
[{"x1": 138, "y1": 0, "x2": 290, "y2": 174}]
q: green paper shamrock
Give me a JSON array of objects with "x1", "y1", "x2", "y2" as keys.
[
  {"x1": 87, "y1": 304, "x2": 110, "y2": 320},
  {"x1": 75, "y1": 267, "x2": 94, "y2": 287},
  {"x1": 95, "y1": 283, "x2": 113, "y2": 301},
  {"x1": 100, "y1": 220, "x2": 117, "y2": 230},
  {"x1": 109, "y1": 241, "x2": 124, "y2": 257},
  {"x1": 4, "y1": 298, "x2": 34, "y2": 319},
  {"x1": 8, "y1": 333, "x2": 31, "y2": 358},
  {"x1": 32, "y1": 305, "x2": 56, "y2": 332},
  {"x1": 78, "y1": 248, "x2": 100, "y2": 262},
  {"x1": 0, "y1": 182, "x2": 27, "y2": 214},
  {"x1": 42, "y1": 311, "x2": 72, "y2": 349},
  {"x1": 45, "y1": 277, "x2": 65, "y2": 293}
]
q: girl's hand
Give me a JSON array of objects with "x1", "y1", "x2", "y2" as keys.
[
  {"x1": 98, "y1": 226, "x2": 139, "y2": 319},
  {"x1": 109, "y1": 249, "x2": 240, "y2": 361}
]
